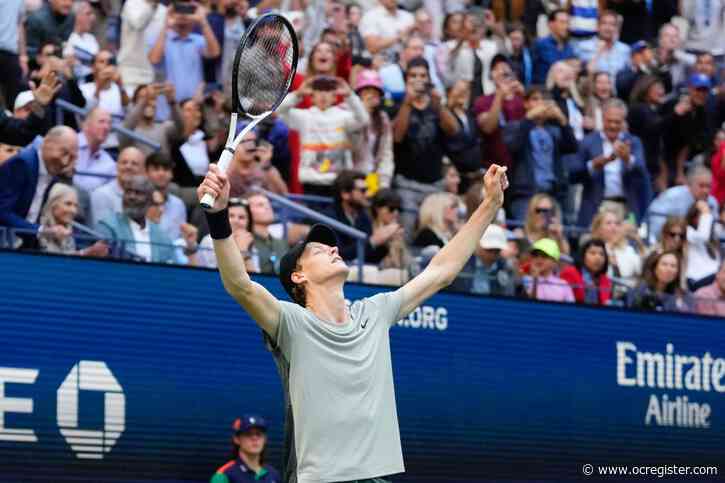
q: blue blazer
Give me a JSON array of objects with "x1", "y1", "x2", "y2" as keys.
[
  {"x1": 97, "y1": 213, "x2": 178, "y2": 264},
  {"x1": 0, "y1": 145, "x2": 43, "y2": 231},
  {"x1": 570, "y1": 132, "x2": 653, "y2": 228}
]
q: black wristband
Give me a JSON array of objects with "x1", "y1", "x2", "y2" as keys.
[{"x1": 205, "y1": 208, "x2": 232, "y2": 240}]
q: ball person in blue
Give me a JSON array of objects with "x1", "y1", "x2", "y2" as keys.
[{"x1": 211, "y1": 415, "x2": 281, "y2": 483}]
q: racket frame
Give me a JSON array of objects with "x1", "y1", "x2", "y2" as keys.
[{"x1": 199, "y1": 13, "x2": 299, "y2": 210}]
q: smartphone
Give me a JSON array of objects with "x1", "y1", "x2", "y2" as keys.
[{"x1": 175, "y1": 2, "x2": 196, "y2": 14}]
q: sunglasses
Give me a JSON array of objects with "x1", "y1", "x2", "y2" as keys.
[
  {"x1": 668, "y1": 231, "x2": 684, "y2": 239},
  {"x1": 535, "y1": 207, "x2": 552, "y2": 214}
]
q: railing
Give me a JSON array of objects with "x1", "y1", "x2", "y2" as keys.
[
  {"x1": 258, "y1": 188, "x2": 368, "y2": 282},
  {"x1": 55, "y1": 99, "x2": 161, "y2": 152}
]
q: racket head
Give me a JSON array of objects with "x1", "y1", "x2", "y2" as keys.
[{"x1": 231, "y1": 13, "x2": 299, "y2": 117}]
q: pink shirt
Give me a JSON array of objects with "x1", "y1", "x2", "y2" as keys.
[
  {"x1": 694, "y1": 283, "x2": 725, "y2": 316},
  {"x1": 525, "y1": 274, "x2": 576, "y2": 303}
]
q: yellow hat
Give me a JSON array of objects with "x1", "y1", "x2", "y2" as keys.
[{"x1": 531, "y1": 238, "x2": 560, "y2": 261}]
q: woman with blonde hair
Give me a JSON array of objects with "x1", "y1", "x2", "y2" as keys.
[
  {"x1": 38, "y1": 183, "x2": 108, "y2": 257},
  {"x1": 590, "y1": 208, "x2": 642, "y2": 288},
  {"x1": 413, "y1": 192, "x2": 461, "y2": 249},
  {"x1": 516, "y1": 193, "x2": 570, "y2": 255}
]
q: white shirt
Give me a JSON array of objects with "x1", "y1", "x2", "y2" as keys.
[
  {"x1": 73, "y1": 132, "x2": 117, "y2": 193},
  {"x1": 588, "y1": 133, "x2": 636, "y2": 199},
  {"x1": 129, "y1": 218, "x2": 152, "y2": 262},
  {"x1": 358, "y1": 6, "x2": 414, "y2": 62},
  {"x1": 27, "y1": 147, "x2": 50, "y2": 224},
  {"x1": 179, "y1": 130, "x2": 209, "y2": 176},
  {"x1": 63, "y1": 32, "x2": 100, "y2": 80},
  {"x1": 687, "y1": 213, "x2": 721, "y2": 282},
  {"x1": 79, "y1": 82, "x2": 125, "y2": 148}
]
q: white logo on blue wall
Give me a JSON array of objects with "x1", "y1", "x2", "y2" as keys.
[{"x1": 57, "y1": 361, "x2": 126, "y2": 460}]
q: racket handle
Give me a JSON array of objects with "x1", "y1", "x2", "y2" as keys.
[{"x1": 199, "y1": 148, "x2": 235, "y2": 210}]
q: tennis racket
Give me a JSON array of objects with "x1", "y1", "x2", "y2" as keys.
[{"x1": 199, "y1": 13, "x2": 299, "y2": 210}]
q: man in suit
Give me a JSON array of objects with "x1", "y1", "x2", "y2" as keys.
[
  {"x1": 570, "y1": 98, "x2": 653, "y2": 228},
  {"x1": 96, "y1": 175, "x2": 177, "y2": 264},
  {"x1": 0, "y1": 126, "x2": 78, "y2": 238}
]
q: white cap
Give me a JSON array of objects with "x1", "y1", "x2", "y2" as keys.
[
  {"x1": 14, "y1": 91, "x2": 34, "y2": 111},
  {"x1": 479, "y1": 224, "x2": 508, "y2": 250}
]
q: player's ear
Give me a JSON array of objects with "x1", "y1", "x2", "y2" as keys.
[{"x1": 291, "y1": 271, "x2": 306, "y2": 285}]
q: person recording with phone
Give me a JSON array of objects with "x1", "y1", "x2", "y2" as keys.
[{"x1": 392, "y1": 56, "x2": 458, "y2": 235}]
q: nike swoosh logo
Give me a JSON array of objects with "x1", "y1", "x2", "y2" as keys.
[{"x1": 361, "y1": 319, "x2": 368, "y2": 329}]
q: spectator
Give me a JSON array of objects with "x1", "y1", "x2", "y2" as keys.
[
  {"x1": 62, "y1": 1, "x2": 98, "y2": 80},
  {"x1": 370, "y1": 188, "x2": 410, "y2": 271},
  {"x1": 327, "y1": 170, "x2": 398, "y2": 264},
  {"x1": 503, "y1": 21, "x2": 533, "y2": 88},
  {"x1": 560, "y1": 238, "x2": 612, "y2": 305},
  {"x1": 148, "y1": 2, "x2": 220, "y2": 105},
  {"x1": 96, "y1": 175, "x2": 177, "y2": 263},
  {"x1": 655, "y1": 23, "x2": 695, "y2": 89},
  {"x1": 0, "y1": 0, "x2": 26, "y2": 110},
  {"x1": 615, "y1": 41, "x2": 665, "y2": 107},
  {"x1": 434, "y1": 11, "x2": 466, "y2": 88},
  {"x1": 210, "y1": 415, "x2": 280, "y2": 483},
  {"x1": 605, "y1": 0, "x2": 650, "y2": 45},
  {"x1": 444, "y1": 80, "x2": 482, "y2": 193},
  {"x1": 583, "y1": 71, "x2": 614, "y2": 132},
  {"x1": 571, "y1": 98, "x2": 652, "y2": 228},
  {"x1": 411, "y1": 7, "x2": 445, "y2": 94},
  {"x1": 379, "y1": 34, "x2": 426, "y2": 107},
  {"x1": 198, "y1": 197, "x2": 258, "y2": 272},
  {"x1": 38, "y1": 182, "x2": 107, "y2": 257},
  {"x1": 575, "y1": 10, "x2": 631, "y2": 80},
  {"x1": 12, "y1": 91, "x2": 35, "y2": 120},
  {"x1": 547, "y1": 60, "x2": 585, "y2": 141},
  {"x1": 118, "y1": 0, "x2": 167, "y2": 95},
  {"x1": 0, "y1": 126, "x2": 77, "y2": 234},
  {"x1": 79, "y1": 50, "x2": 130, "y2": 134},
  {"x1": 171, "y1": 98, "x2": 210, "y2": 204},
  {"x1": 646, "y1": 165, "x2": 719, "y2": 242},
  {"x1": 120, "y1": 83, "x2": 183, "y2": 160},
  {"x1": 450, "y1": 11, "x2": 501, "y2": 100},
  {"x1": 712, "y1": 138, "x2": 725, "y2": 205},
  {"x1": 246, "y1": 191, "x2": 287, "y2": 274},
  {"x1": 627, "y1": 250, "x2": 693, "y2": 312},
  {"x1": 358, "y1": 0, "x2": 414, "y2": 64},
  {"x1": 442, "y1": 164, "x2": 462, "y2": 197},
  {"x1": 691, "y1": 52, "x2": 718, "y2": 85},
  {"x1": 646, "y1": 216, "x2": 690, "y2": 290},
  {"x1": 522, "y1": 237, "x2": 575, "y2": 303},
  {"x1": 303, "y1": 41, "x2": 348, "y2": 85},
  {"x1": 352, "y1": 69, "x2": 394, "y2": 192},
  {"x1": 568, "y1": 0, "x2": 599, "y2": 39},
  {"x1": 73, "y1": 107, "x2": 116, "y2": 193},
  {"x1": 346, "y1": 2, "x2": 368, "y2": 68},
  {"x1": 227, "y1": 131, "x2": 287, "y2": 198},
  {"x1": 90, "y1": 146, "x2": 145, "y2": 226},
  {"x1": 694, "y1": 261, "x2": 725, "y2": 317},
  {"x1": 393, "y1": 57, "x2": 458, "y2": 233},
  {"x1": 680, "y1": 0, "x2": 725, "y2": 57},
  {"x1": 413, "y1": 192, "x2": 460, "y2": 249},
  {"x1": 515, "y1": 193, "x2": 570, "y2": 256},
  {"x1": 669, "y1": 74, "x2": 724, "y2": 185},
  {"x1": 532, "y1": 9, "x2": 576, "y2": 85},
  {"x1": 590, "y1": 208, "x2": 643, "y2": 289},
  {"x1": 474, "y1": 54, "x2": 526, "y2": 171},
  {"x1": 209, "y1": 0, "x2": 251, "y2": 92},
  {"x1": 454, "y1": 223, "x2": 517, "y2": 296},
  {"x1": 24, "y1": 0, "x2": 74, "y2": 59},
  {"x1": 0, "y1": 69, "x2": 60, "y2": 146},
  {"x1": 145, "y1": 152, "x2": 187, "y2": 241},
  {"x1": 277, "y1": 76, "x2": 369, "y2": 197},
  {"x1": 627, "y1": 75, "x2": 676, "y2": 192},
  {"x1": 506, "y1": 85, "x2": 578, "y2": 221},
  {"x1": 685, "y1": 200, "x2": 722, "y2": 291}
]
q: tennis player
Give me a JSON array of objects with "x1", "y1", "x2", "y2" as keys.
[{"x1": 197, "y1": 163, "x2": 508, "y2": 483}]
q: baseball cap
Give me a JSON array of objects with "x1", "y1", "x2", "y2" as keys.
[
  {"x1": 232, "y1": 415, "x2": 267, "y2": 434},
  {"x1": 311, "y1": 75, "x2": 339, "y2": 92},
  {"x1": 688, "y1": 73, "x2": 712, "y2": 89},
  {"x1": 631, "y1": 40, "x2": 650, "y2": 54},
  {"x1": 279, "y1": 224, "x2": 339, "y2": 304},
  {"x1": 354, "y1": 69, "x2": 384, "y2": 95},
  {"x1": 530, "y1": 238, "x2": 560, "y2": 261},
  {"x1": 13, "y1": 91, "x2": 34, "y2": 111},
  {"x1": 479, "y1": 224, "x2": 508, "y2": 250}
]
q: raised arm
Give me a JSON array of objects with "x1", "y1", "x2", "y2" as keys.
[
  {"x1": 395, "y1": 165, "x2": 508, "y2": 319},
  {"x1": 197, "y1": 164, "x2": 281, "y2": 337}
]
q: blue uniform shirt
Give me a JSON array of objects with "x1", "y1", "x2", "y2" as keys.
[{"x1": 211, "y1": 458, "x2": 281, "y2": 483}]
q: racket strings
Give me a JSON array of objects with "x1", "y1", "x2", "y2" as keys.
[{"x1": 236, "y1": 17, "x2": 295, "y2": 116}]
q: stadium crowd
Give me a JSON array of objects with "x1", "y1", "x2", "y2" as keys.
[{"x1": 1, "y1": 0, "x2": 725, "y2": 316}]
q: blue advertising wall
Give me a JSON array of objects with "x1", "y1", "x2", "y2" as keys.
[{"x1": 1, "y1": 251, "x2": 724, "y2": 482}]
